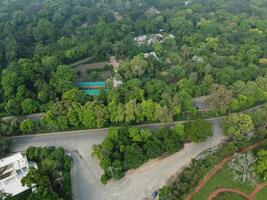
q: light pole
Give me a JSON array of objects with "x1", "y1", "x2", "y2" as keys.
[{"x1": 108, "y1": 166, "x2": 115, "y2": 181}]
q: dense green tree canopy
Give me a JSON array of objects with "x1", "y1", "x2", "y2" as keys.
[
  {"x1": 23, "y1": 146, "x2": 72, "y2": 200},
  {"x1": 0, "y1": 0, "x2": 266, "y2": 136},
  {"x1": 222, "y1": 113, "x2": 254, "y2": 137},
  {"x1": 93, "y1": 126, "x2": 183, "y2": 183},
  {"x1": 256, "y1": 149, "x2": 267, "y2": 180},
  {"x1": 0, "y1": 0, "x2": 266, "y2": 115}
]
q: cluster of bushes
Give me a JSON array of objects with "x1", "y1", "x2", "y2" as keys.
[
  {"x1": 158, "y1": 104, "x2": 267, "y2": 200},
  {"x1": 209, "y1": 75, "x2": 267, "y2": 114},
  {"x1": 86, "y1": 64, "x2": 113, "y2": 74},
  {"x1": 228, "y1": 152, "x2": 260, "y2": 186},
  {"x1": 0, "y1": 137, "x2": 12, "y2": 159},
  {"x1": 230, "y1": 76, "x2": 267, "y2": 112},
  {"x1": 248, "y1": 104, "x2": 267, "y2": 129},
  {"x1": 255, "y1": 148, "x2": 267, "y2": 180},
  {"x1": 93, "y1": 126, "x2": 183, "y2": 184},
  {"x1": 222, "y1": 113, "x2": 254, "y2": 138},
  {"x1": 39, "y1": 81, "x2": 195, "y2": 132},
  {"x1": 8, "y1": 101, "x2": 267, "y2": 138},
  {"x1": 1, "y1": 62, "x2": 76, "y2": 115},
  {"x1": 86, "y1": 65, "x2": 113, "y2": 80},
  {"x1": 0, "y1": 119, "x2": 15, "y2": 158},
  {"x1": 158, "y1": 132, "x2": 267, "y2": 200},
  {"x1": 184, "y1": 119, "x2": 213, "y2": 142},
  {"x1": 0, "y1": 117, "x2": 47, "y2": 136},
  {"x1": 19, "y1": 76, "x2": 267, "y2": 135},
  {"x1": 222, "y1": 104, "x2": 267, "y2": 138},
  {"x1": 0, "y1": 119, "x2": 18, "y2": 136},
  {"x1": 1, "y1": 0, "x2": 267, "y2": 125},
  {"x1": 0, "y1": 0, "x2": 146, "y2": 115},
  {"x1": 21, "y1": 147, "x2": 72, "y2": 200},
  {"x1": 93, "y1": 119, "x2": 212, "y2": 184}
]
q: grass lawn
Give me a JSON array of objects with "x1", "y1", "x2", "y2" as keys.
[
  {"x1": 255, "y1": 186, "x2": 267, "y2": 200},
  {"x1": 192, "y1": 161, "x2": 254, "y2": 200},
  {"x1": 74, "y1": 62, "x2": 112, "y2": 81},
  {"x1": 214, "y1": 192, "x2": 247, "y2": 200}
]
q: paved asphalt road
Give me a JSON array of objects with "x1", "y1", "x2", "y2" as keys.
[{"x1": 11, "y1": 117, "x2": 225, "y2": 200}]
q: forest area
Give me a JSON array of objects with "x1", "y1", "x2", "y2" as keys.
[
  {"x1": 1, "y1": 0, "x2": 267, "y2": 155},
  {"x1": 0, "y1": 0, "x2": 267, "y2": 199}
]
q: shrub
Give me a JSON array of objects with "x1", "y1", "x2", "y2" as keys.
[
  {"x1": 228, "y1": 152, "x2": 260, "y2": 186},
  {"x1": 20, "y1": 119, "x2": 36, "y2": 134},
  {"x1": 93, "y1": 127, "x2": 183, "y2": 183},
  {"x1": 158, "y1": 138, "x2": 253, "y2": 200},
  {"x1": 222, "y1": 113, "x2": 254, "y2": 137},
  {"x1": 184, "y1": 119, "x2": 213, "y2": 142}
]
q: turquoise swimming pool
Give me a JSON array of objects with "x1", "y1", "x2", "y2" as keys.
[
  {"x1": 76, "y1": 81, "x2": 106, "y2": 87},
  {"x1": 76, "y1": 82, "x2": 107, "y2": 95},
  {"x1": 82, "y1": 89, "x2": 109, "y2": 95},
  {"x1": 82, "y1": 89, "x2": 101, "y2": 95},
  {"x1": 76, "y1": 81, "x2": 108, "y2": 96}
]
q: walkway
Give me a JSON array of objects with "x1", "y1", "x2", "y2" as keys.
[
  {"x1": 12, "y1": 118, "x2": 224, "y2": 200},
  {"x1": 185, "y1": 139, "x2": 267, "y2": 200},
  {"x1": 207, "y1": 182, "x2": 267, "y2": 200}
]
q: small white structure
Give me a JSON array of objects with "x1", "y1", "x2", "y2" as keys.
[
  {"x1": 134, "y1": 35, "x2": 148, "y2": 45},
  {"x1": 145, "y1": 7, "x2": 161, "y2": 17},
  {"x1": 134, "y1": 34, "x2": 164, "y2": 45},
  {"x1": 114, "y1": 12, "x2": 122, "y2": 21},
  {"x1": 185, "y1": 0, "x2": 192, "y2": 6},
  {"x1": 168, "y1": 34, "x2": 176, "y2": 39},
  {"x1": 144, "y1": 52, "x2": 160, "y2": 61},
  {"x1": 0, "y1": 153, "x2": 37, "y2": 197},
  {"x1": 113, "y1": 78, "x2": 123, "y2": 88},
  {"x1": 192, "y1": 55, "x2": 204, "y2": 63}
]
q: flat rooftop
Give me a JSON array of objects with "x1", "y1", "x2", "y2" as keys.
[
  {"x1": 0, "y1": 153, "x2": 24, "y2": 168},
  {"x1": 0, "y1": 153, "x2": 36, "y2": 197}
]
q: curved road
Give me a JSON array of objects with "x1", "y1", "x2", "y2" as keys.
[{"x1": 11, "y1": 117, "x2": 225, "y2": 200}]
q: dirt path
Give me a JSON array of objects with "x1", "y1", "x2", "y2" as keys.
[
  {"x1": 192, "y1": 95, "x2": 210, "y2": 111},
  {"x1": 69, "y1": 57, "x2": 92, "y2": 67},
  {"x1": 2, "y1": 112, "x2": 44, "y2": 122},
  {"x1": 207, "y1": 188, "x2": 251, "y2": 200},
  {"x1": 207, "y1": 182, "x2": 267, "y2": 200},
  {"x1": 108, "y1": 56, "x2": 121, "y2": 72},
  {"x1": 184, "y1": 157, "x2": 232, "y2": 200},
  {"x1": 185, "y1": 138, "x2": 267, "y2": 200},
  {"x1": 250, "y1": 182, "x2": 267, "y2": 198}
]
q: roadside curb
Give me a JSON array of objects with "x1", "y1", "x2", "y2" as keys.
[{"x1": 11, "y1": 117, "x2": 221, "y2": 139}]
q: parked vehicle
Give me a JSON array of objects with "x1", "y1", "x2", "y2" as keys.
[{"x1": 151, "y1": 191, "x2": 158, "y2": 199}]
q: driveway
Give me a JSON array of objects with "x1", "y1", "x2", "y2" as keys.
[
  {"x1": 192, "y1": 95, "x2": 210, "y2": 111},
  {"x1": 11, "y1": 118, "x2": 225, "y2": 200}
]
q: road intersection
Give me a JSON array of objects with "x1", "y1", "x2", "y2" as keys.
[{"x1": 11, "y1": 118, "x2": 225, "y2": 200}]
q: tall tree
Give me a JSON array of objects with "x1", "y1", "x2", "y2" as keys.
[
  {"x1": 209, "y1": 84, "x2": 233, "y2": 114},
  {"x1": 222, "y1": 113, "x2": 254, "y2": 138}
]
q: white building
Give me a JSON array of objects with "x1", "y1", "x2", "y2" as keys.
[
  {"x1": 134, "y1": 34, "x2": 164, "y2": 45},
  {"x1": 0, "y1": 153, "x2": 37, "y2": 197}
]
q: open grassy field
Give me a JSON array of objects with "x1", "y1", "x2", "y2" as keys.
[
  {"x1": 192, "y1": 155, "x2": 267, "y2": 200},
  {"x1": 255, "y1": 187, "x2": 267, "y2": 200},
  {"x1": 73, "y1": 62, "x2": 113, "y2": 81},
  {"x1": 214, "y1": 192, "x2": 247, "y2": 200},
  {"x1": 192, "y1": 161, "x2": 253, "y2": 200}
]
